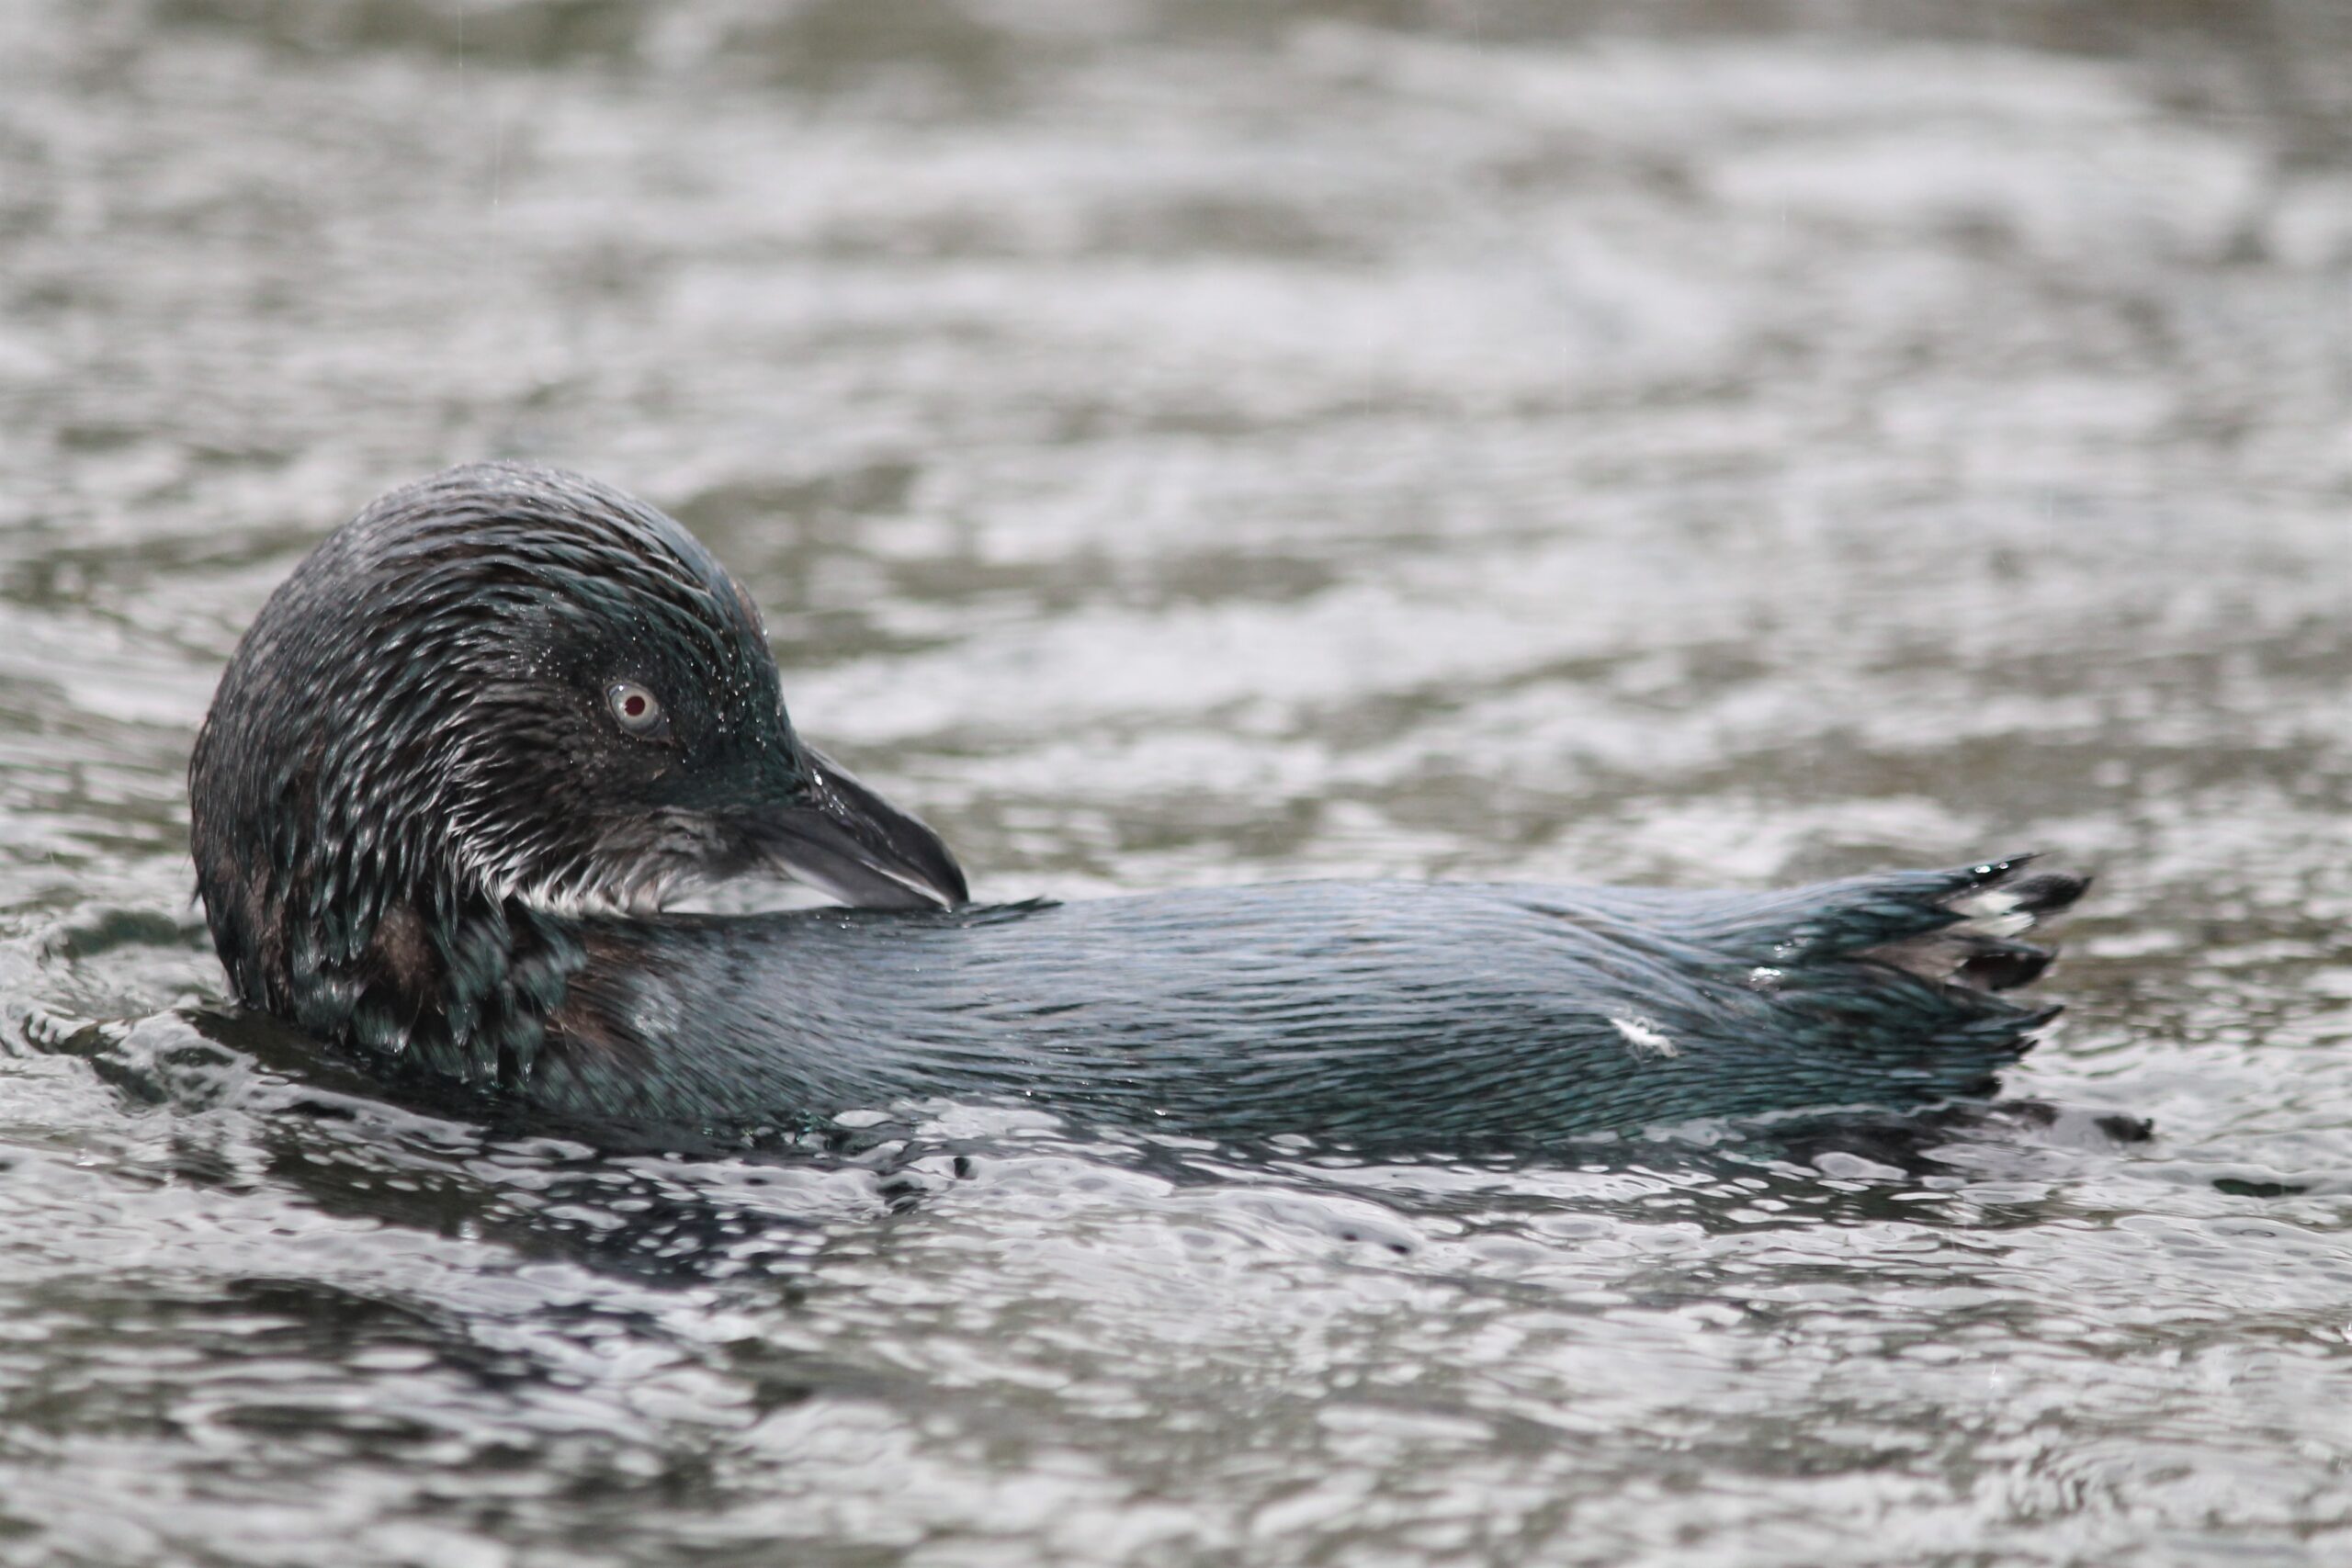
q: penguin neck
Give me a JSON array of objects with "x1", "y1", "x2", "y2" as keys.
[{"x1": 277, "y1": 863, "x2": 593, "y2": 1090}]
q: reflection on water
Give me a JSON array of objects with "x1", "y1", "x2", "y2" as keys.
[{"x1": 4, "y1": 1, "x2": 2352, "y2": 1562}]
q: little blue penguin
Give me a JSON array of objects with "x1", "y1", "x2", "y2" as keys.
[{"x1": 188, "y1": 463, "x2": 2087, "y2": 1149}]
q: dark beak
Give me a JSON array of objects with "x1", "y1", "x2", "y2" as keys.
[{"x1": 745, "y1": 745, "x2": 968, "y2": 911}]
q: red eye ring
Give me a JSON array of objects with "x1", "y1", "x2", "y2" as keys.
[{"x1": 607, "y1": 681, "x2": 664, "y2": 735}]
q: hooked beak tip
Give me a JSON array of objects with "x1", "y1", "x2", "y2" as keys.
[{"x1": 745, "y1": 746, "x2": 968, "y2": 913}]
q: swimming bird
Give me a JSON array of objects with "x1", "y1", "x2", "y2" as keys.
[{"x1": 188, "y1": 463, "x2": 2086, "y2": 1150}]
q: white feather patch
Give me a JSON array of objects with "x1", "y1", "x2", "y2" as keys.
[
  {"x1": 1612, "y1": 1015, "x2": 1679, "y2": 1060},
  {"x1": 1949, "y1": 887, "x2": 2034, "y2": 939}
]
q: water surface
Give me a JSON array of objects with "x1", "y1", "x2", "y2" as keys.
[{"x1": 4, "y1": 2, "x2": 2352, "y2": 1562}]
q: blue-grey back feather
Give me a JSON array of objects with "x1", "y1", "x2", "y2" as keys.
[{"x1": 532, "y1": 861, "x2": 2078, "y2": 1148}]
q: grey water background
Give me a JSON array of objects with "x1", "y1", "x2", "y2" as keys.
[{"x1": 4, "y1": 0, "x2": 2352, "y2": 1562}]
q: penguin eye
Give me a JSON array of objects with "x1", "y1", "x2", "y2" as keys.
[{"x1": 606, "y1": 681, "x2": 667, "y2": 737}]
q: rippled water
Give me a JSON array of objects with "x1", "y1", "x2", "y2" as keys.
[{"x1": 6, "y1": 1, "x2": 2352, "y2": 1562}]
